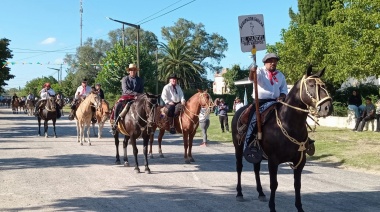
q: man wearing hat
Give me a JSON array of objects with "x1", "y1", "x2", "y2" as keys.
[
  {"x1": 95, "y1": 83, "x2": 105, "y2": 100},
  {"x1": 111, "y1": 63, "x2": 144, "y2": 135},
  {"x1": 243, "y1": 53, "x2": 315, "y2": 162},
  {"x1": 34, "y1": 82, "x2": 56, "y2": 116},
  {"x1": 161, "y1": 73, "x2": 186, "y2": 134},
  {"x1": 234, "y1": 97, "x2": 244, "y2": 112},
  {"x1": 68, "y1": 78, "x2": 93, "y2": 120}
]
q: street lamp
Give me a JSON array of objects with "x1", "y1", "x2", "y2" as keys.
[
  {"x1": 106, "y1": 17, "x2": 140, "y2": 77},
  {"x1": 48, "y1": 67, "x2": 61, "y2": 84}
]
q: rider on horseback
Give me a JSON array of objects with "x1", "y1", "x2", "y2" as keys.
[
  {"x1": 26, "y1": 92, "x2": 34, "y2": 105},
  {"x1": 244, "y1": 53, "x2": 316, "y2": 163},
  {"x1": 68, "y1": 79, "x2": 92, "y2": 120},
  {"x1": 111, "y1": 63, "x2": 144, "y2": 135},
  {"x1": 33, "y1": 82, "x2": 58, "y2": 116},
  {"x1": 161, "y1": 73, "x2": 186, "y2": 134}
]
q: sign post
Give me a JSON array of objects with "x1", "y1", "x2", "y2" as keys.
[{"x1": 238, "y1": 14, "x2": 265, "y2": 140}]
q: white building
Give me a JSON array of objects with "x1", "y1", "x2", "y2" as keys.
[{"x1": 213, "y1": 68, "x2": 230, "y2": 94}]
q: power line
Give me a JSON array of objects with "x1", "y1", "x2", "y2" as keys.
[
  {"x1": 135, "y1": 0, "x2": 184, "y2": 25},
  {"x1": 139, "y1": 0, "x2": 197, "y2": 25}
]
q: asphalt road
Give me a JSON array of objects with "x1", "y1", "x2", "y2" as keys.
[{"x1": 0, "y1": 107, "x2": 379, "y2": 212}]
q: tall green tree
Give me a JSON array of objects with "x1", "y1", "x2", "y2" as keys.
[
  {"x1": 22, "y1": 76, "x2": 58, "y2": 97},
  {"x1": 223, "y1": 65, "x2": 249, "y2": 95},
  {"x1": 96, "y1": 43, "x2": 156, "y2": 94},
  {"x1": 161, "y1": 18, "x2": 228, "y2": 73},
  {"x1": 0, "y1": 38, "x2": 15, "y2": 93},
  {"x1": 108, "y1": 28, "x2": 158, "y2": 53},
  {"x1": 158, "y1": 38, "x2": 203, "y2": 89}
]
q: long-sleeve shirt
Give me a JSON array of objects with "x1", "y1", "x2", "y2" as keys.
[
  {"x1": 121, "y1": 76, "x2": 144, "y2": 95},
  {"x1": 161, "y1": 83, "x2": 185, "y2": 104},
  {"x1": 348, "y1": 95, "x2": 362, "y2": 107},
  {"x1": 250, "y1": 66, "x2": 288, "y2": 99},
  {"x1": 75, "y1": 85, "x2": 92, "y2": 99},
  {"x1": 40, "y1": 88, "x2": 56, "y2": 100},
  {"x1": 218, "y1": 103, "x2": 229, "y2": 116}
]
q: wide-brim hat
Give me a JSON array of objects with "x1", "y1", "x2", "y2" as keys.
[
  {"x1": 262, "y1": 53, "x2": 280, "y2": 63},
  {"x1": 127, "y1": 63, "x2": 139, "y2": 71},
  {"x1": 168, "y1": 73, "x2": 180, "y2": 80}
]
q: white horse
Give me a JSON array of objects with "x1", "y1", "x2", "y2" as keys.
[{"x1": 75, "y1": 93, "x2": 101, "y2": 145}]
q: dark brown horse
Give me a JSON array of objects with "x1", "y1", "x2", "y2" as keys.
[
  {"x1": 232, "y1": 66, "x2": 333, "y2": 212},
  {"x1": 149, "y1": 89, "x2": 214, "y2": 164},
  {"x1": 113, "y1": 93, "x2": 159, "y2": 174},
  {"x1": 37, "y1": 95, "x2": 58, "y2": 138}
]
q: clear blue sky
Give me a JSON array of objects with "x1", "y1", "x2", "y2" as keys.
[{"x1": 1, "y1": 0, "x2": 298, "y2": 90}]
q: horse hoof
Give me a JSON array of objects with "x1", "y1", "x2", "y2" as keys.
[
  {"x1": 115, "y1": 161, "x2": 121, "y2": 165},
  {"x1": 54, "y1": 136, "x2": 57, "y2": 138},
  {"x1": 145, "y1": 168, "x2": 151, "y2": 174},
  {"x1": 189, "y1": 158, "x2": 195, "y2": 162},
  {"x1": 236, "y1": 196, "x2": 245, "y2": 202},
  {"x1": 149, "y1": 154, "x2": 153, "y2": 159},
  {"x1": 80, "y1": 143, "x2": 83, "y2": 146},
  {"x1": 124, "y1": 162, "x2": 129, "y2": 167},
  {"x1": 185, "y1": 159, "x2": 191, "y2": 164},
  {"x1": 89, "y1": 143, "x2": 91, "y2": 146},
  {"x1": 258, "y1": 195, "x2": 267, "y2": 202},
  {"x1": 159, "y1": 154, "x2": 164, "y2": 158},
  {"x1": 134, "y1": 168, "x2": 140, "y2": 173},
  {"x1": 45, "y1": 136, "x2": 48, "y2": 138}
]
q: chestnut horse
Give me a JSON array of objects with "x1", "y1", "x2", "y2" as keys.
[
  {"x1": 92, "y1": 100, "x2": 110, "y2": 138},
  {"x1": 75, "y1": 93, "x2": 101, "y2": 145},
  {"x1": 149, "y1": 89, "x2": 214, "y2": 164},
  {"x1": 113, "y1": 93, "x2": 159, "y2": 174},
  {"x1": 12, "y1": 98, "x2": 19, "y2": 114},
  {"x1": 232, "y1": 66, "x2": 333, "y2": 212}
]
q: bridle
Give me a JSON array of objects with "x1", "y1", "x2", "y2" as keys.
[
  {"x1": 280, "y1": 75, "x2": 332, "y2": 116},
  {"x1": 131, "y1": 94, "x2": 158, "y2": 128}
]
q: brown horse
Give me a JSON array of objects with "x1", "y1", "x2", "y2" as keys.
[
  {"x1": 18, "y1": 99, "x2": 26, "y2": 114},
  {"x1": 12, "y1": 98, "x2": 19, "y2": 114},
  {"x1": 149, "y1": 89, "x2": 214, "y2": 164},
  {"x1": 75, "y1": 93, "x2": 101, "y2": 145},
  {"x1": 232, "y1": 66, "x2": 333, "y2": 212},
  {"x1": 113, "y1": 93, "x2": 159, "y2": 174},
  {"x1": 26, "y1": 99, "x2": 35, "y2": 116},
  {"x1": 37, "y1": 95, "x2": 58, "y2": 138},
  {"x1": 92, "y1": 100, "x2": 110, "y2": 138}
]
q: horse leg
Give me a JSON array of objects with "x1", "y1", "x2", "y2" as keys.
[
  {"x1": 91, "y1": 123, "x2": 96, "y2": 137},
  {"x1": 268, "y1": 160, "x2": 279, "y2": 212},
  {"x1": 98, "y1": 122, "x2": 104, "y2": 139},
  {"x1": 294, "y1": 156, "x2": 306, "y2": 212},
  {"x1": 123, "y1": 135, "x2": 130, "y2": 167},
  {"x1": 183, "y1": 131, "x2": 190, "y2": 164},
  {"x1": 37, "y1": 118, "x2": 41, "y2": 136},
  {"x1": 148, "y1": 132, "x2": 154, "y2": 159},
  {"x1": 158, "y1": 129, "x2": 164, "y2": 158},
  {"x1": 86, "y1": 123, "x2": 91, "y2": 145},
  {"x1": 254, "y1": 162, "x2": 266, "y2": 201},
  {"x1": 76, "y1": 121, "x2": 80, "y2": 143},
  {"x1": 80, "y1": 123, "x2": 84, "y2": 145},
  {"x1": 235, "y1": 145, "x2": 244, "y2": 202},
  {"x1": 188, "y1": 131, "x2": 196, "y2": 162},
  {"x1": 143, "y1": 134, "x2": 151, "y2": 174},
  {"x1": 53, "y1": 118, "x2": 57, "y2": 138},
  {"x1": 114, "y1": 132, "x2": 121, "y2": 165},
  {"x1": 44, "y1": 120, "x2": 49, "y2": 138},
  {"x1": 131, "y1": 137, "x2": 140, "y2": 173}
]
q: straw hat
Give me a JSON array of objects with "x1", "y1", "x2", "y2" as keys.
[{"x1": 127, "y1": 63, "x2": 139, "y2": 71}]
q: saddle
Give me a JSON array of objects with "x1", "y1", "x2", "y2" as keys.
[
  {"x1": 237, "y1": 103, "x2": 278, "y2": 135},
  {"x1": 154, "y1": 104, "x2": 183, "y2": 129}
]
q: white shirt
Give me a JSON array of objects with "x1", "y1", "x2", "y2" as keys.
[
  {"x1": 75, "y1": 85, "x2": 92, "y2": 99},
  {"x1": 40, "y1": 88, "x2": 56, "y2": 100},
  {"x1": 235, "y1": 102, "x2": 244, "y2": 111},
  {"x1": 161, "y1": 83, "x2": 185, "y2": 104},
  {"x1": 199, "y1": 107, "x2": 210, "y2": 122},
  {"x1": 250, "y1": 66, "x2": 288, "y2": 99}
]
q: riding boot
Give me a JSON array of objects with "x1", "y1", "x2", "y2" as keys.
[
  {"x1": 306, "y1": 138, "x2": 315, "y2": 156},
  {"x1": 34, "y1": 100, "x2": 41, "y2": 116},
  {"x1": 111, "y1": 116, "x2": 121, "y2": 135},
  {"x1": 169, "y1": 117, "x2": 176, "y2": 134}
]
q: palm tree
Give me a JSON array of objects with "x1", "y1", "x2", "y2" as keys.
[{"x1": 158, "y1": 38, "x2": 205, "y2": 89}]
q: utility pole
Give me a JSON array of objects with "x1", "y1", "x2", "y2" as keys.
[
  {"x1": 155, "y1": 48, "x2": 158, "y2": 94},
  {"x1": 80, "y1": 0, "x2": 83, "y2": 47}
]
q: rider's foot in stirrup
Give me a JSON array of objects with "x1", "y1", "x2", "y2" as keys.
[{"x1": 306, "y1": 138, "x2": 315, "y2": 156}]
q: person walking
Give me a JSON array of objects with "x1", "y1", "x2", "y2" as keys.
[{"x1": 199, "y1": 106, "x2": 210, "y2": 146}]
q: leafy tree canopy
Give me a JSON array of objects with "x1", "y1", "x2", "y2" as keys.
[{"x1": 0, "y1": 38, "x2": 14, "y2": 93}]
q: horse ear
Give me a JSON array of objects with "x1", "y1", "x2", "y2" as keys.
[
  {"x1": 316, "y1": 67, "x2": 326, "y2": 78},
  {"x1": 197, "y1": 89, "x2": 202, "y2": 93},
  {"x1": 306, "y1": 64, "x2": 313, "y2": 76},
  {"x1": 204, "y1": 89, "x2": 208, "y2": 93}
]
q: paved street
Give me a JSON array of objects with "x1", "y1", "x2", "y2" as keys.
[{"x1": 0, "y1": 107, "x2": 379, "y2": 212}]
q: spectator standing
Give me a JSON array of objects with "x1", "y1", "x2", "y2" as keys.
[
  {"x1": 199, "y1": 106, "x2": 210, "y2": 146},
  {"x1": 217, "y1": 98, "x2": 229, "y2": 133}
]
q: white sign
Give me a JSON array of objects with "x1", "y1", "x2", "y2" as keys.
[{"x1": 238, "y1": 14, "x2": 266, "y2": 52}]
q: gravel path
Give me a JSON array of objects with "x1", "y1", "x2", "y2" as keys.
[{"x1": 0, "y1": 107, "x2": 379, "y2": 212}]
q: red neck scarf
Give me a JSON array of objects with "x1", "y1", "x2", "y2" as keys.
[{"x1": 267, "y1": 70, "x2": 278, "y2": 85}]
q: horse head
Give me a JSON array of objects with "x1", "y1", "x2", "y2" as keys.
[
  {"x1": 136, "y1": 93, "x2": 159, "y2": 127},
  {"x1": 88, "y1": 92, "x2": 101, "y2": 110},
  {"x1": 45, "y1": 95, "x2": 56, "y2": 112},
  {"x1": 298, "y1": 65, "x2": 333, "y2": 117},
  {"x1": 197, "y1": 89, "x2": 214, "y2": 108}
]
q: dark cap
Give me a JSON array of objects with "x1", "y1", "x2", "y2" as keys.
[
  {"x1": 262, "y1": 53, "x2": 280, "y2": 63},
  {"x1": 168, "y1": 73, "x2": 180, "y2": 80},
  {"x1": 82, "y1": 78, "x2": 87, "y2": 82}
]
